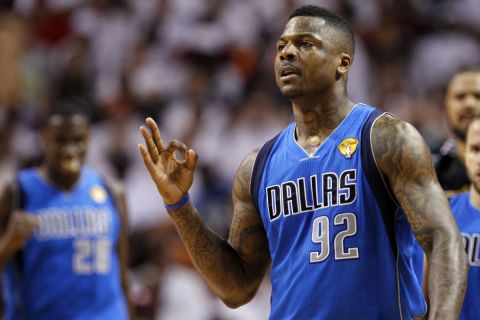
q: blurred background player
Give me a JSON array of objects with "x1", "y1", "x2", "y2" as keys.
[
  {"x1": 434, "y1": 68, "x2": 480, "y2": 193},
  {"x1": 439, "y1": 115, "x2": 480, "y2": 319},
  {"x1": 0, "y1": 98, "x2": 132, "y2": 319}
]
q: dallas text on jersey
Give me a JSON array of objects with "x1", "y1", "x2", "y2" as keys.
[
  {"x1": 461, "y1": 232, "x2": 480, "y2": 266},
  {"x1": 266, "y1": 169, "x2": 357, "y2": 221},
  {"x1": 35, "y1": 206, "x2": 111, "y2": 239}
]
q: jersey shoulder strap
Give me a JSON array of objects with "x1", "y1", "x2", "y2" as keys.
[
  {"x1": 12, "y1": 176, "x2": 24, "y2": 211},
  {"x1": 360, "y1": 110, "x2": 399, "y2": 254},
  {"x1": 250, "y1": 133, "x2": 281, "y2": 214}
]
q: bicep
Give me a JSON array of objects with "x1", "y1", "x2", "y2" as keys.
[
  {"x1": 228, "y1": 151, "x2": 271, "y2": 276},
  {"x1": 372, "y1": 116, "x2": 457, "y2": 250}
]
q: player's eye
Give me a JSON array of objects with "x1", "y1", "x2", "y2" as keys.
[
  {"x1": 470, "y1": 146, "x2": 480, "y2": 153},
  {"x1": 299, "y1": 41, "x2": 312, "y2": 48},
  {"x1": 277, "y1": 42, "x2": 286, "y2": 51}
]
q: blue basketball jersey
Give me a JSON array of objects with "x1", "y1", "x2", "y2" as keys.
[
  {"x1": 2, "y1": 167, "x2": 128, "y2": 320},
  {"x1": 251, "y1": 104, "x2": 426, "y2": 320},
  {"x1": 450, "y1": 192, "x2": 480, "y2": 320}
]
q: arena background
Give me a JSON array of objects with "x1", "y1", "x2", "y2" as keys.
[{"x1": 0, "y1": 0, "x2": 479, "y2": 318}]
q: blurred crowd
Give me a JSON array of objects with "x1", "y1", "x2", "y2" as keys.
[{"x1": 0, "y1": 0, "x2": 479, "y2": 319}]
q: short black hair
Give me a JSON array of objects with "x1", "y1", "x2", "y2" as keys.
[
  {"x1": 41, "y1": 97, "x2": 92, "y2": 128},
  {"x1": 447, "y1": 65, "x2": 480, "y2": 93},
  {"x1": 289, "y1": 5, "x2": 355, "y2": 56}
]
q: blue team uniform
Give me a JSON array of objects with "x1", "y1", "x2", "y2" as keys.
[
  {"x1": 251, "y1": 104, "x2": 426, "y2": 319},
  {"x1": 450, "y1": 192, "x2": 480, "y2": 319},
  {"x1": 3, "y1": 167, "x2": 128, "y2": 320}
]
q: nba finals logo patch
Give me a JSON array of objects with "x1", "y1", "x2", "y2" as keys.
[
  {"x1": 90, "y1": 186, "x2": 107, "y2": 204},
  {"x1": 337, "y1": 138, "x2": 359, "y2": 159}
]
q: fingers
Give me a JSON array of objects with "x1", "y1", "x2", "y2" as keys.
[
  {"x1": 139, "y1": 117, "x2": 197, "y2": 170},
  {"x1": 140, "y1": 126, "x2": 161, "y2": 163},
  {"x1": 13, "y1": 212, "x2": 38, "y2": 227},
  {"x1": 165, "y1": 141, "x2": 196, "y2": 167},
  {"x1": 185, "y1": 149, "x2": 198, "y2": 171},
  {"x1": 140, "y1": 117, "x2": 168, "y2": 163},
  {"x1": 166, "y1": 140, "x2": 188, "y2": 155},
  {"x1": 146, "y1": 117, "x2": 165, "y2": 153},
  {"x1": 138, "y1": 144, "x2": 158, "y2": 176},
  {"x1": 10, "y1": 213, "x2": 38, "y2": 238}
]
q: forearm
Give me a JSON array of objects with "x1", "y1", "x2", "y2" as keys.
[
  {"x1": 0, "y1": 236, "x2": 18, "y2": 269},
  {"x1": 426, "y1": 232, "x2": 468, "y2": 319},
  {"x1": 167, "y1": 202, "x2": 255, "y2": 307}
]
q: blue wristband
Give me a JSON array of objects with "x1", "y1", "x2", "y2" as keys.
[{"x1": 164, "y1": 193, "x2": 190, "y2": 210}]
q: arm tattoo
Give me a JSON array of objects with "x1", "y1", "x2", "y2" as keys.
[
  {"x1": 372, "y1": 116, "x2": 439, "y2": 237},
  {"x1": 167, "y1": 150, "x2": 270, "y2": 306},
  {"x1": 372, "y1": 115, "x2": 467, "y2": 319},
  {"x1": 169, "y1": 203, "x2": 237, "y2": 295}
]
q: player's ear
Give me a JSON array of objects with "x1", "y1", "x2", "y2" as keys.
[{"x1": 336, "y1": 53, "x2": 352, "y2": 77}]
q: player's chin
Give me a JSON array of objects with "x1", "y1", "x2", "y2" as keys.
[{"x1": 279, "y1": 85, "x2": 303, "y2": 100}]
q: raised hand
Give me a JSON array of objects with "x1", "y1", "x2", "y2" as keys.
[
  {"x1": 138, "y1": 118, "x2": 198, "y2": 205},
  {"x1": 4, "y1": 211, "x2": 39, "y2": 251}
]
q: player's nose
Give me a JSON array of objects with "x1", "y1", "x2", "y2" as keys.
[
  {"x1": 61, "y1": 143, "x2": 81, "y2": 156},
  {"x1": 279, "y1": 42, "x2": 297, "y2": 61}
]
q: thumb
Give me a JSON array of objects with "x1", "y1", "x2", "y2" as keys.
[{"x1": 184, "y1": 149, "x2": 198, "y2": 171}]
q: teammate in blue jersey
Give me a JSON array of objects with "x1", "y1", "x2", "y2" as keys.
[
  {"x1": 0, "y1": 99, "x2": 132, "y2": 319},
  {"x1": 441, "y1": 115, "x2": 480, "y2": 319},
  {"x1": 434, "y1": 68, "x2": 480, "y2": 194},
  {"x1": 138, "y1": 5, "x2": 467, "y2": 320}
]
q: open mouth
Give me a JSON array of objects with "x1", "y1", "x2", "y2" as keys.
[
  {"x1": 282, "y1": 67, "x2": 300, "y2": 75},
  {"x1": 60, "y1": 158, "x2": 81, "y2": 172},
  {"x1": 280, "y1": 69, "x2": 300, "y2": 80},
  {"x1": 281, "y1": 70, "x2": 297, "y2": 76},
  {"x1": 279, "y1": 64, "x2": 300, "y2": 79}
]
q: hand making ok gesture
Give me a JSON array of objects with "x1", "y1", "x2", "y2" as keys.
[{"x1": 138, "y1": 118, "x2": 198, "y2": 205}]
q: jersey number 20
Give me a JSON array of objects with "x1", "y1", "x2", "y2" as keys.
[
  {"x1": 310, "y1": 213, "x2": 359, "y2": 262},
  {"x1": 73, "y1": 238, "x2": 111, "y2": 274}
]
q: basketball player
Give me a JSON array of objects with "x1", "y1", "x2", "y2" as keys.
[
  {"x1": 139, "y1": 5, "x2": 467, "y2": 319},
  {"x1": 434, "y1": 68, "x2": 480, "y2": 193},
  {"x1": 442, "y1": 115, "x2": 480, "y2": 319},
  {"x1": 0, "y1": 100, "x2": 132, "y2": 319}
]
